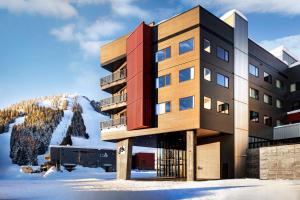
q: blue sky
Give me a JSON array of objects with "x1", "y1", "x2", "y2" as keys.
[{"x1": 0, "y1": 0, "x2": 300, "y2": 109}]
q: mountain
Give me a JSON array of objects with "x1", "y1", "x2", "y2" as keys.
[{"x1": 0, "y1": 94, "x2": 112, "y2": 167}]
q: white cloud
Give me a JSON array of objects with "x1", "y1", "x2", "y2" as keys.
[
  {"x1": 50, "y1": 19, "x2": 123, "y2": 57},
  {"x1": 182, "y1": 0, "x2": 300, "y2": 15},
  {"x1": 50, "y1": 24, "x2": 76, "y2": 42},
  {"x1": 72, "y1": 0, "x2": 149, "y2": 19},
  {"x1": 260, "y1": 34, "x2": 300, "y2": 60},
  {"x1": 0, "y1": 0, "x2": 78, "y2": 19}
]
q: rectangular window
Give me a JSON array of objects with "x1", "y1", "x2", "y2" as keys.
[
  {"x1": 179, "y1": 38, "x2": 194, "y2": 54},
  {"x1": 217, "y1": 46, "x2": 229, "y2": 62},
  {"x1": 203, "y1": 39, "x2": 211, "y2": 53},
  {"x1": 249, "y1": 64, "x2": 259, "y2": 77},
  {"x1": 264, "y1": 72, "x2": 272, "y2": 84},
  {"x1": 179, "y1": 67, "x2": 194, "y2": 82},
  {"x1": 156, "y1": 101, "x2": 171, "y2": 115},
  {"x1": 156, "y1": 74, "x2": 171, "y2": 88},
  {"x1": 217, "y1": 73, "x2": 229, "y2": 88},
  {"x1": 203, "y1": 96, "x2": 212, "y2": 110},
  {"x1": 179, "y1": 96, "x2": 194, "y2": 111},
  {"x1": 276, "y1": 99, "x2": 283, "y2": 109},
  {"x1": 263, "y1": 94, "x2": 272, "y2": 105},
  {"x1": 264, "y1": 116, "x2": 272, "y2": 126},
  {"x1": 203, "y1": 68, "x2": 211, "y2": 81},
  {"x1": 249, "y1": 88, "x2": 259, "y2": 100},
  {"x1": 250, "y1": 111, "x2": 259, "y2": 123},
  {"x1": 276, "y1": 79, "x2": 283, "y2": 89},
  {"x1": 155, "y1": 47, "x2": 171, "y2": 62},
  {"x1": 291, "y1": 83, "x2": 296, "y2": 92},
  {"x1": 217, "y1": 101, "x2": 229, "y2": 114}
]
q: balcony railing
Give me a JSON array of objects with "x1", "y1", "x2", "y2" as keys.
[
  {"x1": 100, "y1": 117, "x2": 126, "y2": 130},
  {"x1": 100, "y1": 69, "x2": 126, "y2": 87},
  {"x1": 100, "y1": 93, "x2": 127, "y2": 108}
]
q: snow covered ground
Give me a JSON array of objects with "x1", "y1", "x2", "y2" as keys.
[{"x1": 0, "y1": 169, "x2": 299, "y2": 200}]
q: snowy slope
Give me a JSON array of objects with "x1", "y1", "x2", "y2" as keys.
[{"x1": 0, "y1": 117, "x2": 25, "y2": 179}]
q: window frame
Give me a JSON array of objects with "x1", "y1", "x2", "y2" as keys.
[
  {"x1": 264, "y1": 115, "x2": 273, "y2": 127},
  {"x1": 250, "y1": 111, "x2": 259, "y2": 123},
  {"x1": 276, "y1": 79, "x2": 283, "y2": 89},
  {"x1": 156, "y1": 74, "x2": 171, "y2": 89},
  {"x1": 217, "y1": 100, "x2": 229, "y2": 115},
  {"x1": 263, "y1": 94, "x2": 272, "y2": 105},
  {"x1": 263, "y1": 72, "x2": 272, "y2": 84},
  {"x1": 155, "y1": 46, "x2": 171, "y2": 63},
  {"x1": 203, "y1": 96, "x2": 212, "y2": 110},
  {"x1": 203, "y1": 67, "x2": 211, "y2": 82},
  {"x1": 203, "y1": 38, "x2": 211, "y2": 53},
  {"x1": 249, "y1": 64, "x2": 259, "y2": 77},
  {"x1": 179, "y1": 38, "x2": 194, "y2": 55},
  {"x1": 276, "y1": 99, "x2": 283, "y2": 109},
  {"x1": 249, "y1": 88, "x2": 259, "y2": 100},
  {"x1": 179, "y1": 96, "x2": 194, "y2": 111},
  {"x1": 216, "y1": 46, "x2": 229, "y2": 62},
  {"x1": 155, "y1": 101, "x2": 171, "y2": 115},
  {"x1": 216, "y1": 73, "x2": 229, "y2": 88},
  {"x1": 179, "y1": 67, "x2": 195, "y2": 83}
]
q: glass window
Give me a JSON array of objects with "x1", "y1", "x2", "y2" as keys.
[
  {"x1": 179, "y1": 96, "x2": 194, "y2": 111},
  {"x1": 276, "y1": 79, "x2": 283, "y2": 89},
  {"x1": 155, "y1": 47, "x2": 171, "y2": 62},
  {"x1": 179, "y1": 38, "x2": 194, "y2": 54},
  {"x1": 203, "y1": 96, "x2": 212, "y2": 110},
  {"x1": 156, "y1": 101, "x2": 171, "y2": 115},
  {"x1": 217, "y1": 46, "x2": 229, "y2": 62},
  {"x1": 276, "y1": 99, "x2": 283, "y2": 109},
  {"x1": 250, "y1": 111, "x2": 259, "y2": 123},
  {"x1": 156, "y1": 74, "x2": 171, "y2": 88},
  {"x1": 204, "y1": 68, "x2": 211, "y2": 81},
  {"x1": 290, "y1": 83, "x2": 296, "y2": 92},
  {"x1": 217, "y1": 101, "x2": 229, "y2": 114},
  {"x1": 249, "y1": 88, "x2": 259, "y2": 100},
  {"x1": 203, "y1": 39, "x2": 211, "y2": 53},
  {"x1": 179, "y1": 67, "x2": 194, "y2": 82},
  {"x1": 264, "y1": 72, "x2": 272, "y2": 84},
  {"x1": 217, "y1": 73, "x2": 229, "y2": 88},
  {"x1": 263, "y1": 94, "x2": 272, "y2": 105},
  {"x1": 249, "y1": 64, "x2": 259, "y2": 77},
  {"x1": 264, "y1": 116, "x2": 272, "y2": 126}
]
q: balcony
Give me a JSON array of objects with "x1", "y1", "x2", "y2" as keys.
[
  {"x1": 100, "y1": 93, "x2": 127, "y2": 114},
  {"x1": 100, "y1": 117, "x2": 126, "y2": 130},
  {"x1": 100, "y1": 68, "x2": 126, "y2": 93}
]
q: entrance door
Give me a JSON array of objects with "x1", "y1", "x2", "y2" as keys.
[{"x1": 196, "y1": 142, "x2": 220, "y2": 180}]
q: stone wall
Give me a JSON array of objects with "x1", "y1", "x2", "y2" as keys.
[{"x1": 247, "y1": 144, "x2": 300, "y2": 179}]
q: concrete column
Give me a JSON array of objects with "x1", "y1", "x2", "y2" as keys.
[
  {"x1": 186, "y1": 130, "x2": 196, "y2": 181},
  {"x1": 116, "y1": 138, "x2": 133, "y2": 180}
]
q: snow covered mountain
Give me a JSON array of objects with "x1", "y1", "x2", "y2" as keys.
[{"x1": 0, "y1": 94, "x2": 113, "y2": 168}]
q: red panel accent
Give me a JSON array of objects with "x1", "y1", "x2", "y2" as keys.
[
  {"x1": 126, "y1": 22, "x2": 153, "y2": 131},
  {"x1": 133, "y1": 153, "x2": 155, "y2": 170},
  {"x1": 287, "y1": 112, "x2": 300, "y2": 123}
]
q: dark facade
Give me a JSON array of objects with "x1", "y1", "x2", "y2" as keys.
[
  {"x1": 132, "y1": 153, "x2": 155, "y2": 170},
  {"x1": 50, "y1": 146, "x2": 116, "y2": 172}
]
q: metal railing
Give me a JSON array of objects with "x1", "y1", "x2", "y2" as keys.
[
  {"x1": 100, "y1": 93, "x2": 127, "y2": 108},
  {"x1": 100, "y1": 117, "x2": 126, "y2": 130},
  {"x1": 100, "y1": 69, "x2": 126, "y2": 87}
]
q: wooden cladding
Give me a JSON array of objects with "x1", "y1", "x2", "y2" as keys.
[{"x1": 126, "y1": 22, "x2": 153, "y2": 131}]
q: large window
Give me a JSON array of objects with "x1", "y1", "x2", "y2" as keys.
[
  {"x1": 179, "y1": 67, "x2": 194, "y2": 82},
  {"x1": 276, "y1": 79, "x2": 283, "y2": 89},
  {"x1": 203, "y1": 39, "x2": 211, "y2": 53},
  {"x1": 203, "y1": 96, "x2": 212, "y2": 110},
  {"x1": 290, "y1": 83, "x2": 300, "y2": 92},
  {"x1": 217, "y1": 101, "x2": 229, "y2": 114},
  {"x1": 179, "y1": 96, "x2": 194, "y2": 111},
  {"x1": 217, "y1": 46, "x2": 229, "y2": 62},
  {"x1": 217, "y1": 73, "x2": 229, "y2": 88},
  {"x1": 264, "y1": 116, "x2": 272, "y2": 126},
  {"x1": 264, "y1": 94, "x2": 272, "y2": 105},
  {"x1": 249, "y1": 64, "x2": 259, "y2": 77},
  {"x1": 156, "y1": 101, "x2": 171, "y2": 115},
  {"x1": 155, "y1": 47, "x2": 171, "y2": 62},
  {"x1": 179, "y1": 38, "x2": 194, "y2": 54},
  {"x1": 249, "y1": 88, "x2": 259, "y2": 100},
  {"x1": 276, "y1": 99, "x2": 283, "y2": 109},
  {"x1": 156, "y1": 74, "x2": 171, "y2": 88},
  {"x1": 264, "y1": 72, "x2": 272, "y2": 84},
  {"x1": 250, "y1": 111, "x2": 259, "y2": 123},
  {"x1": 203, "y1": 67, "x2": 211, "y2": 81}
]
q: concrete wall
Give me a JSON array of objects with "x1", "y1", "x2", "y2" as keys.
[{"x1": 247, "y1": 144, "x2": 300, "y2": 179}]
